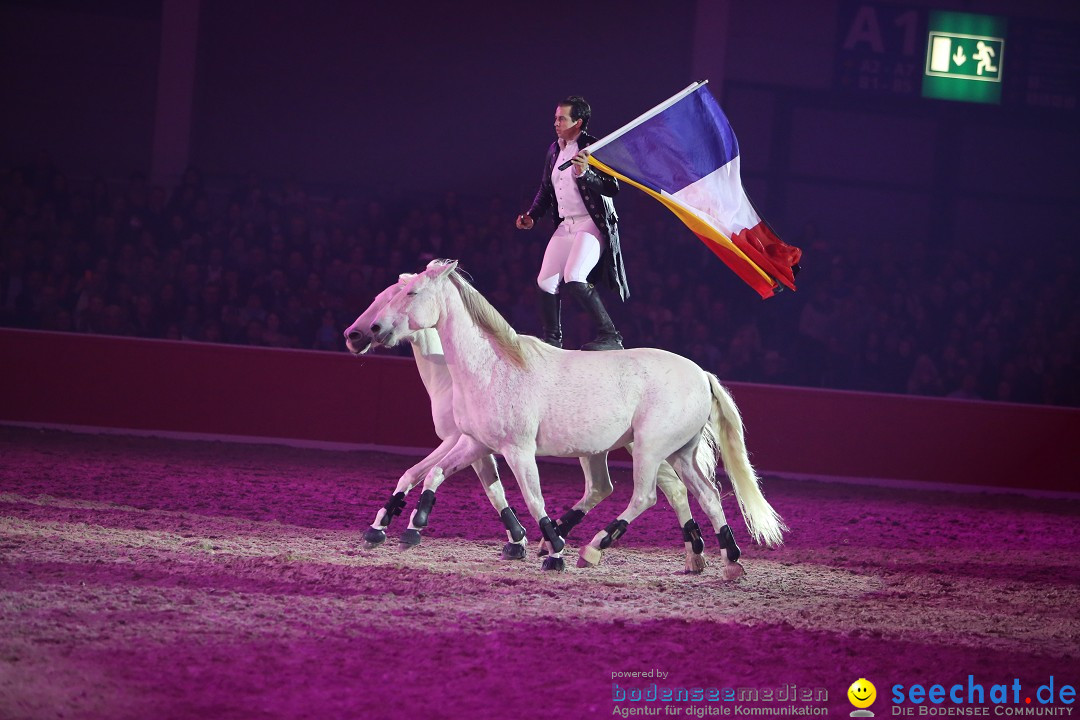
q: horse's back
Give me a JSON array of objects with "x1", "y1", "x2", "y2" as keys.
[{"x1": 551, "y1": 346, "x2": 707, "y2": 387}]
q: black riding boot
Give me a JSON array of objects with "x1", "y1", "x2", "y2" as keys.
[
  {"x1": 564, "y1": 281, "x2": 623, "y2": 351},
  {"x1": 538, "y1": 290, "x2": 562, "y2": 348}
]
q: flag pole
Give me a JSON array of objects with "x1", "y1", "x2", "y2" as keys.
[{"x1": 558, "y1": 80, "x2": 708, "y2": 170}]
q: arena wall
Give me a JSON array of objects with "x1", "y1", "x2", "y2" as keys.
[{"x1": 2, "y1": 329, "x2": 1077, "y2": 492}]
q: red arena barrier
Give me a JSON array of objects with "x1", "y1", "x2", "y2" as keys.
[{"x1": 2, "y1": 328, "x2": 1077, "y2": 491}]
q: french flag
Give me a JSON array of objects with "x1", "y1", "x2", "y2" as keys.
[{"x1": 585, "y1": 82, "x2": 801, "y2": 298}]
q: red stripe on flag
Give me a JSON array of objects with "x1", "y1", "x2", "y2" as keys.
[
  {"x1": 694, "y1": 231, "x2": 779, "y2": 299},
  {"x1": 731, "y1": 222, "x2": 801, "y2": 291}
]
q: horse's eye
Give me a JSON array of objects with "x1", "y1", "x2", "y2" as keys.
[{"x1": 406, "y1": 291, "x2": 417, "y2": 296}]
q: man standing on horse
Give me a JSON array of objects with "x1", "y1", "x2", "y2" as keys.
[{"x1": 516, "y1": 95, "x2": 629, "y2": 351}]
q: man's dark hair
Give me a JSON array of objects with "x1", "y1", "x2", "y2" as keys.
[{"x1": 560, "y1": 95, "x2": 591, "y2": 130}]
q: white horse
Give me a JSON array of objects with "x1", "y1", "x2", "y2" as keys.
[
  {"x1": 344, "y1": 276, "x2": 709, "y2": 571},
  {"x1": 342, "y1": 277, "x2": 524, "y2": 557},
  {"x1": 369, "y1": 260, "x2": 786, "y2": 576}
]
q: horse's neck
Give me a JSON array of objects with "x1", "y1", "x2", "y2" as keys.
[
  {"x1": 409, "y1": 330, "x2": 451, "y2": 396},
  {"x1": 435, "y1": 288, "x2": 503, "y2": 386}
]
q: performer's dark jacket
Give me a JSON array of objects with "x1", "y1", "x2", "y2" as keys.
[{"x1": 525, "y1": 131, "x2": 629, "y2": 301}]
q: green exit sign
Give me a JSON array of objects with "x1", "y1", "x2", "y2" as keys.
[
  {"x1": 927, "y1": 34, "x2": 1003, "y2": 80},
  {"x1": 923, "y1": 11, "x2": 1007, "y2": 104}
]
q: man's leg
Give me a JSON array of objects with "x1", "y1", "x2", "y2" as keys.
[
  {"x1": 536, "y1": 227, "x2": 572, "y2": 347},
  {"x1": 563, "y1": 229, "x2": 622, "y2": 351}
]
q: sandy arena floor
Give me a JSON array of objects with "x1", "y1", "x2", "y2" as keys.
[{"x1": 1, "y1": 426, "x2": 1078, "y2": 720}]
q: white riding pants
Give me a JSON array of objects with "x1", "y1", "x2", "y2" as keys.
[{"x1": 536, "y1": 215, "x2": 604, "y2": 295}]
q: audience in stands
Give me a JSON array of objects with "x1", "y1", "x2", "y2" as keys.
[{"x1": 1, "y1": 155, "x2": 1077, "y2": 407}]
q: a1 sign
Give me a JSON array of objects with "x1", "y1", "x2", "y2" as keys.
[{"x1": 835, "y1": 1, "x2": 924, "y2": 96}]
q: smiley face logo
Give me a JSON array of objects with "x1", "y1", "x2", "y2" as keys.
[{"x1": 848, "y1": 678, "x2": 877, "y2": 709}]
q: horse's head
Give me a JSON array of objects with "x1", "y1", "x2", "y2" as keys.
[
  {"x1": 343, "y1": 274, "x2": 416, "y2": 355},
  {"x1": 369, "y1": 260, "x2": 458, "y2": 348}
]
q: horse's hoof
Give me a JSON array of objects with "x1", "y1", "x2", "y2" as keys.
[
  {"x1": 399, "y1": 529, "x2": 423, "y2": 548},
  {"x1": 685, "y1": 553, "x2": 707, "y2": 574},
  {"x1": 537, "y1": 540, "x2": 551, "y2": 557},
  {"x1": 721, "y1": 561, "x2": 745, "y2": 581},
  {"x1": 502, "y1": 542, "x2": 527, "y2": 560},
  {"x1": 541, "y1": 556, "x2": 565, "y2": 572},
  {"x1": 362, "y1": 528, "x2": 387, "y2": 548},
  {"x1": 579, "y1": 544, "x2": 603, "y2": 567}
]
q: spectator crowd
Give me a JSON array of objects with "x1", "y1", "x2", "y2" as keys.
[{"x1": 2, "y1": 152, "x2": 1077, "y2": 408}]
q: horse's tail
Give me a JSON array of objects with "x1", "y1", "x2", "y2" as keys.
[{"x1": 701, "y1": 372, "x2": 787, "y2": 547}]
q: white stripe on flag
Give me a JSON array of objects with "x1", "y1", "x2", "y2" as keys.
[{"x1": 669, "y1": 157, "x2": 761, "y2": 236}]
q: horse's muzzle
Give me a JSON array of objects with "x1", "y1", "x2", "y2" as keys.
[{"x1": 345, "y1": 329, "x2": 373, "y2": 355}]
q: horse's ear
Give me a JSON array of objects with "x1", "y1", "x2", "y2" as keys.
[
  {"x1": 397, "y1": 273, "x2": 416, "y2": 284},
  {"x1": 429, "y1": 259, "x2": 458, "y2": 279}
]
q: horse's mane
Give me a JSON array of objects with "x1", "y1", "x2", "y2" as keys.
[{"x1": 436, "y1": 263, "x2": 554, "y2": 369}]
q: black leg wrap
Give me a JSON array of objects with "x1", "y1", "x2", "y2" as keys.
[
  {"x1": 378, "y1": 491, "x2": 407, "y2": 528},
  {"x1": 716, "y1": 524, "x2": 741, "y2": 563},
  {"x1": 500, "y1": 507, "x2": 526, "y2": 542},
  {"x1": 598, "y1": 519, "x2": 629, "y2": 550},
  {"x1": 538, "y1": 516, "x2": 565, "y2": 553},
  {"x1": 556, "y1": 508, "x2": 587, "y2": 538},
  {"x1": 411, "y1": 489, "x2": 437, "y2": 528},
  {"x1": 681, "y1": 519, "x2": 705, "y2": 555}
]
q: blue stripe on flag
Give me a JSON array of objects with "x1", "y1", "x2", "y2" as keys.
[{"x1": 592, "y1": 87, "x2": 739, "y2": 193}]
